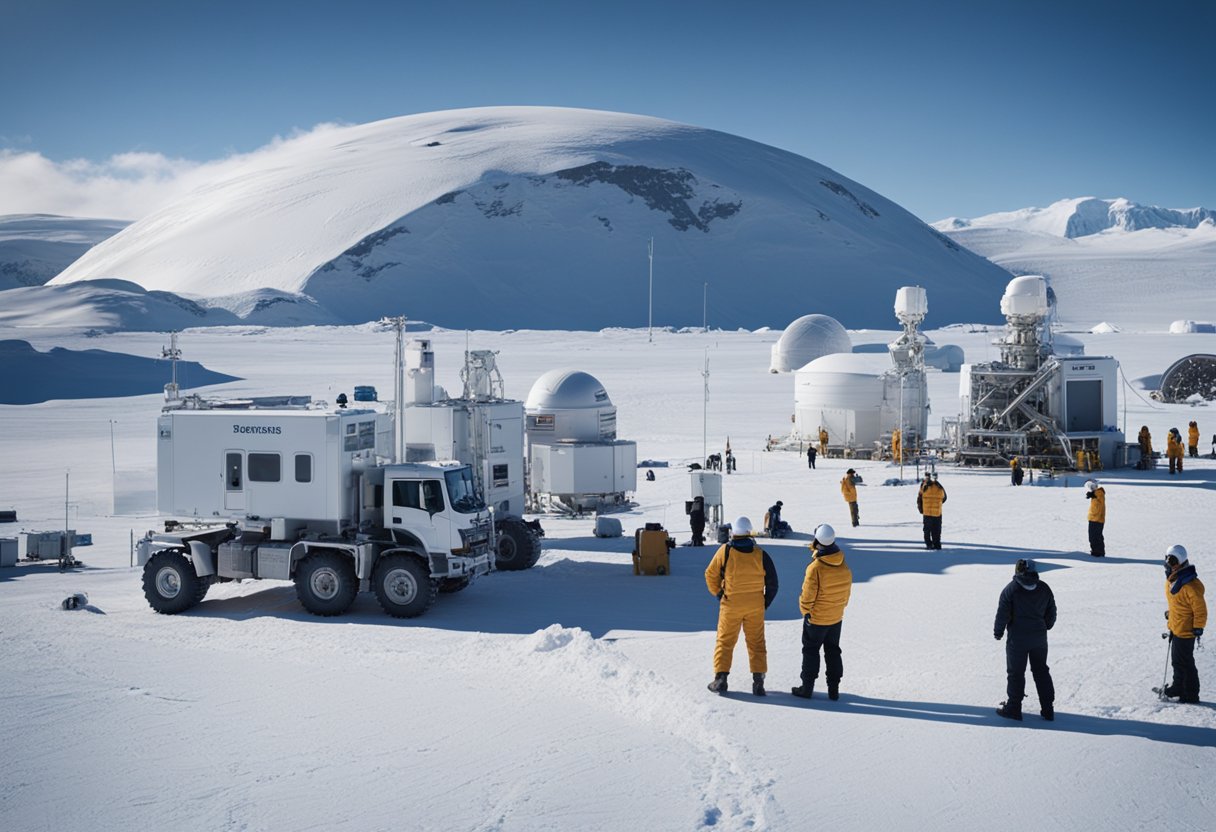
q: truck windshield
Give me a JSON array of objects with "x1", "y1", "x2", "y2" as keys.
[{"x1": 444, "y1": 467, "x2": 485, "y2": 514}]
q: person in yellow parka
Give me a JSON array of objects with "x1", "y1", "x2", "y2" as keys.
[
  {"x1": 917, "y1": 471, "x2": 947, "y2": 550},
  {"x1": 1162, "y1": 545, "x2": 1206, "y2": 703},
  {"x1": 892, "y1": 428, "x2": 902, "y2": 463},
  {"x1": 704, "y1": 516, "x2": 779, "y2": 696},
  {"x1": 1188, "y1": 421, "x2": 1200, "y2": 458},
  {"x1": 841, "y1": 468, "x2": 860, "y2": 527},
  {"x1": 1166, "y1": 427, "x2": 1185, "y2": 475},
  {"x1": 1138, "y1": 425, "x2": 1153, "y2": 469},
  {"x1": 1010, "y1": 456, "x2": 1024, "y2": 486},
  {"x1": 791, "y1": 524, "x2": 852, "y2": 701},
  {"x1": 819, "y1": 426, "x2": 829, "y2": 456},
  {"x1": 1085, "y1": 479, "x2": 1105, "y2": 557}
]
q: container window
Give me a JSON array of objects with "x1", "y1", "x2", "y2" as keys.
[
  {"x1": 294, "y1": 454, "x2": 312, "y2": 483},
  {"x1": 225, "y1": 452, "x2": 242, "y2": 490},
  {"x1": 248, "y1": 453, "x2": 281, "y2": 483}
]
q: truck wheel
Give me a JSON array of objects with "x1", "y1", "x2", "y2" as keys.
[
  {"x1": 495, "y1": 518, "x2": 542, "y2": 571},
  {"x1": 438, "y1": 576, "x2": 471, "y2": 594},
  {"x1": 142, "y1": 550, "x2": 205, "y2": 614},
  {"x1": 294, "y1": 550, "x2": 358, "y2": 617},
  {"x1": 372, "y1": 554, "x2": 437, "y2": 618}
]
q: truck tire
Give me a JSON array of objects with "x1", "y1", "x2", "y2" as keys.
[
  {"x1": 142, "y1": 549, "x2": 206, "y2": 614},
  {"x1": 294, "y1": 550, "x2": 358, "y2": 617},
  {"x1": 495, "y1": 518, "x2": 542, "y2": 571},
  {"x1": 372, "y1": 554, "x2": 437, "y2": 618}
]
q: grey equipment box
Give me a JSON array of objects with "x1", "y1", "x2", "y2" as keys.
[{"x1": 0, "y1": 538, "x2": 16, "y2": 567}]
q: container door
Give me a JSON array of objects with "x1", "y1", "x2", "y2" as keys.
[
  {"x1": 224, "y1": 451, "x2": 246, "y2": 511},
  {"x1": 387, "y1": 478, "x2": 443, "y2": 554}
]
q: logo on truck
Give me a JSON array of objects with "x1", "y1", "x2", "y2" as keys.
[{"x1": 233, "y1": 425, "x2": 282, "y2": 434}]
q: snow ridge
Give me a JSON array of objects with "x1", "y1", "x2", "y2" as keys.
[{"x1": 935, "y1": 196, "x2": 1216, "y2": 239}]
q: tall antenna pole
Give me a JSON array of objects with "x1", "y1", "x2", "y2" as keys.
[
  {"x1": 703, "y1": 282, "x2": 708, "y2": 333},
  {"x1": 391, "y1": 316, "x2": 406, "y2": 463},
  {"x1": 162, "y1": 331, "x2": 181, "y2": 401},
  {"x1": 702, "y1": 349, "x2": 710, "y2": 464},
  {"x1": 647, "y1": 237, "x2": 654, "y2": 344}
]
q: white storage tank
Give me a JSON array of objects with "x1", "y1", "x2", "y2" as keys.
[
  {"x1": 794, "y1": 353, "x2": 927, "y2": 452},
  {"x1": 769, "y1": 314, "x2": 851, "y2": 373}
]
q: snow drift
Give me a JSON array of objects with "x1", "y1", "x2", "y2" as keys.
[{"x1": 49, "y1": 107, "x2": 1010, "y2": 330}]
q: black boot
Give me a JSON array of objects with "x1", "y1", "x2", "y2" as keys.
[
  {"x1": 790, "y1": 685, "x2": 813, "y2": 699},
  {"x1": 707, "y1": 672, "x2": 728, "y2": 694},
  {"x1": 828, "y1": 683, "x2": 840, "y2": 701},
  {"x1": 995, "y1": 700, "x2": 1023, "y2": 721},
  {"x1": 1161, "y1": 684, "x2": 1181, "y2": 699},
  {"x1": 752, "y1": 673, "x2": 766, "y2": 697},
  {"x1": 1040, "y1": 703, "x2": 1054, "y2": 721}
]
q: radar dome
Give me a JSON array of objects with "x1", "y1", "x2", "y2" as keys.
[
  {"x1": 769, "y1": 314, "x2": 851, "y2": 373},
  {"x1": 525, "y1": 369, "x2": 617, "y2": 442}
]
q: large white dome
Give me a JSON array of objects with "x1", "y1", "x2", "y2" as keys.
[
  {"x1": 526, "y1": 369, "x2": 612, "y2": 411},
  {"x1": 769, "y1": 314, "x2": 851, "y2": 373}
]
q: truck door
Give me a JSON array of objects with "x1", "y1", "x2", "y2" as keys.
[
  {"x1": 224, "y1": 451, "x2": 246, "y2": 511},
  {"x1": 388, "y1": 478, "x2": 454, "y2": 553}
]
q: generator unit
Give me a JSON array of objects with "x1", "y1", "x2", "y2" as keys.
[{"x1": 632, "y1": 523, "x2": 674, "y2": 576}]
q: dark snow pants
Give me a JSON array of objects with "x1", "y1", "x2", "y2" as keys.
[
  {"x1": 923, "y1": 515, "x2": 942, "y2": 549},
  {"x1": 848, "y1": 501, "x2": 859, "y2": 527},
  {"x1": 1006, "y1": 632, "x2": 1054, "y2": 708},
  {"x1": 1170, "y1": 635, "x2": 1200, "y2": 701},
  {"x1": 1088, "y1": 521, "x2": 1105, "y2": 557},
  {"x1": 801, "y1": 619, "x2": 843, "y2": 688}
]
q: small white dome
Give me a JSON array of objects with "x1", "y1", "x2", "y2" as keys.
[
  {"x1": 525, "y1": 369, "x2": 612, "y2": 412},
  {"x1": 769, "y1": 314, "x2": 851, "y2": 373}
]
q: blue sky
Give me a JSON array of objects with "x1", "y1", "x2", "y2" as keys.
[{"x1": 2, "y1": 0, "x2": 1212, "y2": 221}]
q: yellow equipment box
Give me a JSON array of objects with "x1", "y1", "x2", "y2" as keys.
[{"x1": 633, "y1": 524, "x2": 674, "y2": 575}]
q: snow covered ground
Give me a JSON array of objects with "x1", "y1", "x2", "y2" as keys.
[{"x1": 2, "y1": 324, "x2": 1214, "y2": 831}]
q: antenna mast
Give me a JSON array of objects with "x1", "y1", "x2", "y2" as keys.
[
  {"x1": 648, "y1": 237, "x2": 654, "y2": 343},
  {"x1": 389, "y1": 316, "x2": 407, "y2": 463},
  {"x1": 162, "y1": 332, "x2": 181, "y2": 401}
]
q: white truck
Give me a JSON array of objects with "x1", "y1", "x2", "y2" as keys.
[{"x1": 138, "y1": 398, "x2": 495, "y2": 618}]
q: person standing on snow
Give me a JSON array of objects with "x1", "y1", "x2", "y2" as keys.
[
  {"x1": 1167, "y1": 428, "x2": 1185, "y2": 475},
  {"x1": 1085, "y1": 479, "x2": 1106, "y2": 557},
  {"x1": 1138, "y1": 425, "x2": 1153, "y2": 469},
  {"x1": 819, "y1": 426, "x2": 829, "y2": 457},
  {"x1": 807, "y1": 444, "x2": 817, "y2": 469},
  {"x1": 892, "y1": 428, "x2": 902, "y2": 463},
  {"x1": 704, "y1": 516, "x2": 779, "y2": 696},
  {"x1": 994, "y1": 558, "x2": 1057, "y2": 721},
  {"x1": 841, "y1": 468, "x2": 860, "y2": 528},
  {"x1": 1187, "y1": 421, "x2": 1200, "y2": 459},
  {"x1": 688, "y1": 496, "x2": 706, "y2": 547},
  {"x1": 791, "y1": 524, "x2": 852, "y2": 701},
  {"x1": 1162, "y1": 545, "x2": 1206, "y2": 704},
  {"x1": 917, "y1": 471, "x2": 946, "y2": 549},
  {"x1": 1010, "y1": 457, "x2": 1024, "y2": 486}
]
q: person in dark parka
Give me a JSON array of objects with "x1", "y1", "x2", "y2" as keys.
[
  {"x1": 807, "y1": 445, "x2": 817, "y2": 469},
  {"x1": 994, "y1": 558, "x2": 1057, "y2": 721},
  {"x1": 689, "y1": 496, "x2": 706, "y2": 547}
]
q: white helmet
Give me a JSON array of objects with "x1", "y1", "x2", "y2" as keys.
[
  {"x1": 1085, "y1": 479, "x2": 1099, "y2": 493},
  {"x1": 813, "y1": 523, "x2": 836, "y2": 546},
  {"x1": 1165, "y1": 544, "x2": 1188, "y2": 565},
  {"x1": 732, "y1": 516, "x2": 754, "y2": 536}
]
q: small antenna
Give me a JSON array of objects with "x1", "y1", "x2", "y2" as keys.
[{"x1": 161, "y1": 332, "x2": 182, "y2": 401}]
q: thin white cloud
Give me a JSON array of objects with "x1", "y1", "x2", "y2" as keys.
[{"x1": 0, "y1": 124, "x2": 346, "y2": 220}]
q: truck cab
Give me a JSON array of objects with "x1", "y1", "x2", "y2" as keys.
[{"x1": 382, "y1": 462, "x2": 492, "y2": 560}]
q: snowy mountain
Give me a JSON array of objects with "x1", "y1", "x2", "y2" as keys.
[
  {"x1": 0, "y1": 213, "x2": 127, "y2": 291},
  {"x1": 47, "y1": 107, "x2": 1011, "y2": 330},
  {"x1": 934, "y1": 198, "x2": 1216, "y2": 329}
]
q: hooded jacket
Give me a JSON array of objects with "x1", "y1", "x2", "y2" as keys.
[
  {"x1": 1189, "y1": 423, "x2": 1200, "y2": 448},
  {"x1": 1087, "y1": 486, "x2": 1106, "y2": 523},
  {"x1": 1138, "y1": 427, "x2": 1152, "y2": 455},
  {"x1": 799, "y1": 542, "x2": 852, "y2": 625},
  {"x1": 1166, "y1": 563, "x2": 1208, "y2": 638},
  {"x1": 840, "y1": 475, "x2": 857, "y2": 503},
  {"x1": 705, "y1": 536, "x2": 779, "y2": 609},
  {"x1": 994, "y1": 568, "x2": 1057, "y2": 639},
  {"x1": 1167, "y1": 431, "x2": 1184, "y2": 459},
  {"x1": 917, "y1": 480, "x2": 946, "y2": 516}
]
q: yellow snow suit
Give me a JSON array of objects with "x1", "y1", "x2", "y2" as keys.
[
  {"x1": 918, "y1": 481, "x2": 945, "y2": 517},
  {"x1": 1188, "y1": 423, "x2": 1200, "y2": 453},
  {"x1": 892, "y1": 429, "x2": 902, "y2": 461},
  {"x1": 840, "y1": 474, "x2": 857, "y2": 503},
  {"x1": 1167, "y1": 432, "x2": 1184, "y2": 460},
  {"x1": 1166, "y1": 571, "x2": 1208, "y2": 639},
  {"x1": 705, "y1": 539, "x2": 773, "y2": 673},
  {"x1": 1087, "y1": 487, "x2": 1105, "y2": 522},
  {"x1": 800, "y1": 545, "x2": 853, "y2": 625},
  {"x1": 819, "y1": 428, "x2": 829, "y2": 455}
]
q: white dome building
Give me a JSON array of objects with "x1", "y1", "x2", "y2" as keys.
[
  {"x1": 524, "y1": 369, "x2": 636, "y2": 511},
  {"x1": 769, "y1": 314, "x2": 851, "y2": 373}
]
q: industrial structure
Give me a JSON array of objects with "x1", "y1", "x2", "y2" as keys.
[
  {"x1": 524, "y1": 369, "x2": 637, "y2": 512},
  {"x1": 958, "y1": 275, "x2": 1125, "y2": 468}
]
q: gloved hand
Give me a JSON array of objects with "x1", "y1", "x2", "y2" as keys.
[
  {"x1": 994, "y1": 631, "x2": 1003, "y2": 641},
  {"x1": 1085, "y1": 492, "x2": 1094, "y2": 499},
  {"x1": 1194, "y1": 627, "x2": 1204, "y2": 638},
  {"x1": 804, "y1": 614, "x2": 811, "y2": 625},
  {"x1": 1164, "y1": 610, "x2": 1170, "y2": 620}
]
